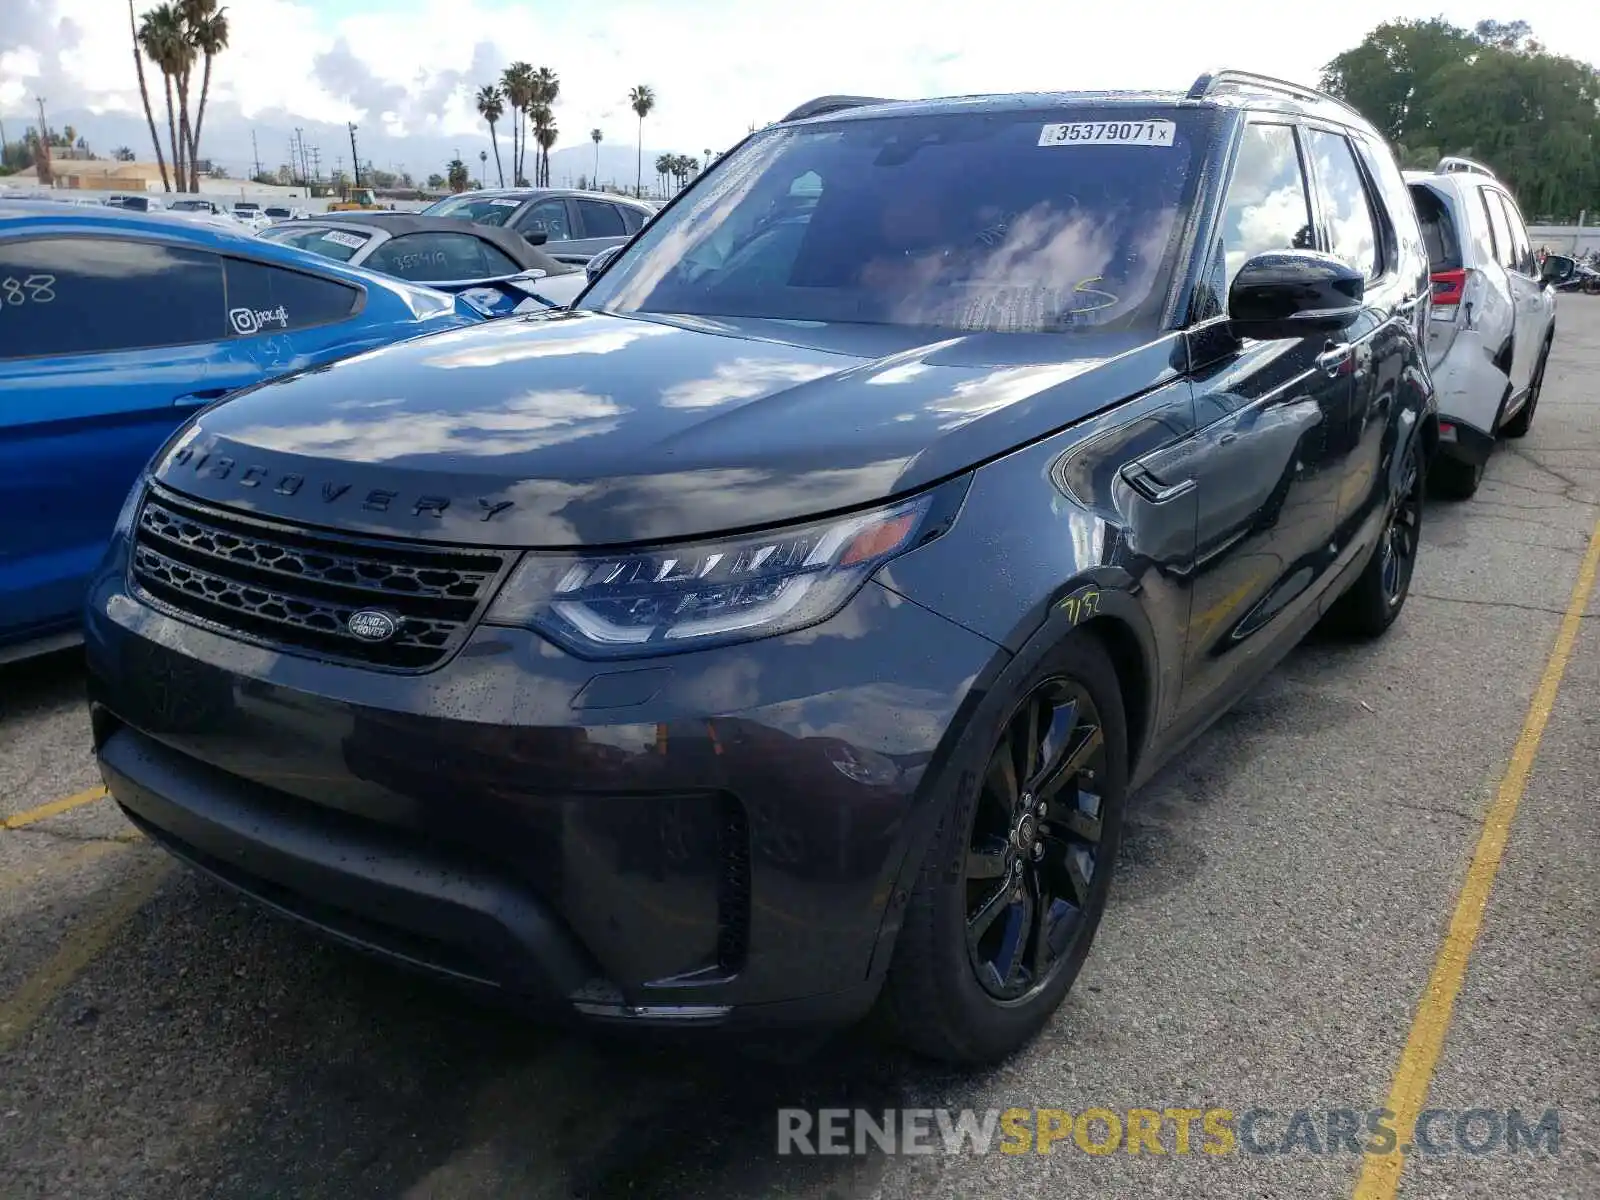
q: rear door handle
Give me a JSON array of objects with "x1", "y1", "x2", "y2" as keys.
[
  {"x1": 1316, "y1": 341, "x2": 1353, "y2": 375},
  {"x1": 1395, "y1": 295, "x2": 1423, "y2": 315},
  {"x1": 173, "y1": 388, "x2": 230, "y2": 406},
  {"x1": 1121, "y1": 463, "x2": 1196, "y2": 504}
]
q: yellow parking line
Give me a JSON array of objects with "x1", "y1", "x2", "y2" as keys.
[
  {"x1": 0, "y1": 856, "x2": 170, "y2": 1054},
  {"x1": 2, "y1": 786, "x2": 109, "y2": 830},
  {"x1": 1353, "y1": 511, "x2": 1600, "y2": 1200}
]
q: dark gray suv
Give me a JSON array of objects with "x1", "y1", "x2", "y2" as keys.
[{"x1": 88, "y1": 71, "x2": 1435, "y2": 1066}]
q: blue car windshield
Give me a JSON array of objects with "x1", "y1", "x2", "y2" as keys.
[{"x1": 582, "y1": 105, "x2": 1211, "y2": 333}]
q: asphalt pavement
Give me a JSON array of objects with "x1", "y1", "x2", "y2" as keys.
[{"x1": 2, "y1": 303, "x2": 1598, "y2": 1200}]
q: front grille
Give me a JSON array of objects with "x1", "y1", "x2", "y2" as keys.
[{"x1": 130, "y1": 486, "x2": 510, "y2": 671}]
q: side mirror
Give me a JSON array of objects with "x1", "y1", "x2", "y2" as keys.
[
  {"x1": 1227, "y1": 251, "x2": 1364, "y2": 341},
  {"x1": 522, "y1": 229, "x2": 549, "y2": 246},
  {"x1": 586, "y1": 245, "x2": 622, "y2": 281},
  {"x1": 1540, "y1": 257, "x2": 1569, "y2": 286}
]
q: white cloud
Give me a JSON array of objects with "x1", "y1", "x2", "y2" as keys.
[{"x1": 5, "y1": 0, "x2": 1598, "y2": 163}]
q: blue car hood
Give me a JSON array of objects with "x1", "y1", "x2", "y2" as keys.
[{"x1": 154, "y1": 310, "x2": 1181, "y2": 547}]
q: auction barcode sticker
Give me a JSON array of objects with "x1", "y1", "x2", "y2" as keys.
[
  {"x1": 1039, "y1": 119, "x2": 1176, "y2": 148},
  {"x1": 321, "y1": 230, "x2": 368, "y2": 249},
  {"x1": 491, "y1": 199, "x2": 521, "y2": 207}
]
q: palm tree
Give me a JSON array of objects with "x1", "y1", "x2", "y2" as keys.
[
  {"x1": 476, "y1": 85, "x2": 504, "y2": 186},
  {"x1": 531, "y1": 67, "x2": 559, "y2": 187},
  {"x1": 501, "y1": 62, "x2": 533, "y2": 186},
  {"x1": 535, "y1": 121, "x2": 558, "y2": 187},
  {"x1": 654, "y1": 153, "x2": 672, "y2": 198},
  {"x1": 527, "y1": 102, "x2": 551, "y2": 186},
  {"x1": 446, "y1": 157, "x2": 469, "y2": 192},
  {"x1": 130, "y1": 1, "x2": 171, "y2": 189},
  {"x1": 590, "y1": 128, "x2": 603, "y2": 187},
  {"x1": 629, "y1": 84, "x2": 656, "y2": 198},
  {"x1": 182, "y1": 0, "x2": 229, "y2": 192},
  {"x1": 138, "y1": 5, "x2": 187, "y2": 192},
  {"x1": 113, "y1": 146, "x2": 136, "y2": 161}
]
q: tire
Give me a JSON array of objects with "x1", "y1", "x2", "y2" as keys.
[
  {"x1": 1501, "y1": 338, "x2": 1550, "y2": 439},
  {"x1": 1428, "y1": 452, "x2": 1483, "y2": 500},
  {"x1": 1327, "y1": 433, "x2": 1424, "y2": 638},
  {"x1": 878, "y1": 632, "x2": 1128, "y2": 1065}
]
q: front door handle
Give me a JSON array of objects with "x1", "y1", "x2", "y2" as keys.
[
  {"x1": 1394, "y1": 295, "x2": 1423, "y2": 315},
  {"x1": 1316, "y1": 341, "x2": 1353, "y2": 376},
  {"x1": 173, "y1": 388, "x2": 230, "y2": 406},
  {"x1": 1121, "y1": 463, "x2": 1196, "y2": 504}
]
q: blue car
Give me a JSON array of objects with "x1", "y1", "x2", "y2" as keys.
[{"x1": 0, "y1": 204, "x2": 484, "y2": 663}]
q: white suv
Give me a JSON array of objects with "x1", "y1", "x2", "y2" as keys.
[{"x1": 1406, "y1": 158, "x2": 1556, "y2": 497}]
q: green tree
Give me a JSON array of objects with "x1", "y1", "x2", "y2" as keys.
[
  {"x1": 446, "y1": 157, "x2": 469, "y2": 192},
  {"x1": 1323, "y1": 18, "x2": 1600, "y2": 220}
]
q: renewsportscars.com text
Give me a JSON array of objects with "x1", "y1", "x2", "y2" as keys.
[{"x1": 776, "y1": 1107, "x2": 1563, "y2": 1157}]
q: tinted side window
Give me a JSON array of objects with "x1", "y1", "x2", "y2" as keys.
[
  {"x1": 1305, "y1": 129, "x2": 1381, "y2": 279},
  {"x1": 1480, "y1": 189, "x2": 1517, "y2": 272},
  {"x1": 514, "y1": 199, "x2": 572, "y2": 241},
  {"x1": 1494, "y1": 191, "x2": 1535, "y2": 275},
  {"x1": 221, "y1": 258, "x2": 360, "y2": 337},
  {"x1": 0, "y1": 236, "x2": 224, "y2": 359},
  {"x1": 1218, "y1": 123, "x2": 1314, "y2": 294},
  {"x1": 618, "y1": 205, "x2": 647, "y2": 233},
  {"x1": 575, "y1": 199, "x2": 627, "y2": 238},
  {"x1": 364, "y1": 232, "x2": 519, "y2": 281}
]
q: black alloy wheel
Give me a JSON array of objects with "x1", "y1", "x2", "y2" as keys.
[
  {"x1": 1327, "y1": 432, "x2": 1425, "y2": 637},
  {"x1": 1379, "y1": 443, "x2": 1422, "y2": 609},
  {"x1": 964, "y1": 679, "x2": 1107, "y2": 1001},
  {"x1": 879, "y1": 633, "x2": 1127, "y2": 1065}
]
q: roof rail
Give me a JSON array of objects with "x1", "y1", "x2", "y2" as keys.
[
  {"x1": 779, "y1": 95, "x2": 896, "y2": 123},
  {"x1": 1187, "y1": 69, "x2": 1363, "y2": 118},
  {"x1": 1436, "y1": 155, "x2": 1497, "y2": 179}
]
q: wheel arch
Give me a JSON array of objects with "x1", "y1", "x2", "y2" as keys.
[
  {"x1": 1076, "y1": 613, "x2": 1153, "y2": 783},
  {"x1": 860, "y1": 583, "x2": 1159, "y2": 986}
]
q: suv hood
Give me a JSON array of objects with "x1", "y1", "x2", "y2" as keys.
[{"x1": 154, "y1": 310, "x2": 1179, "y2": 547}]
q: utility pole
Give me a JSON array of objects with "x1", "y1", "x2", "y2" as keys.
[
  {"x1": 347, "y1": 123, "x2": 361, "y2": 188},
  {"x1": 251, "y1": 129, "x2": 262, "y2": 180}
]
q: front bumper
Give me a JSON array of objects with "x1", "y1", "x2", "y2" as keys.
[{"x1": 85, "y1": 529, "x2": 1002, "y2": 1028}]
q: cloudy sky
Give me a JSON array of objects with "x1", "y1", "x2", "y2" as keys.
[{"x1": 4, "y1": 0, "x2": 1599, "y2": 170}]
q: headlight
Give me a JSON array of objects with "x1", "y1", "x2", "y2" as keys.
[{"x1": 484, "y1": 482, "x2": 965, "y2": 658}]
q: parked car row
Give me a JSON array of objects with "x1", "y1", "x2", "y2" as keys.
[
  {"x1": 0, "y1": 70, "x2": 1575, "y2": 1068},
  {"x1": 0, "y1": 202, "x2": 588, "y2": 662}
]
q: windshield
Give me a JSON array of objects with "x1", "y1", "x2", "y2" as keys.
[
  {"x1": 422, "y1": 194, "x2": 525, "y2": 227},
  {"x1": 260, "y1": 225, "x2": 371, "y2": 262},
  {"x1": 582, "y1": 106, "x2": 1210, "y2": 333}
]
